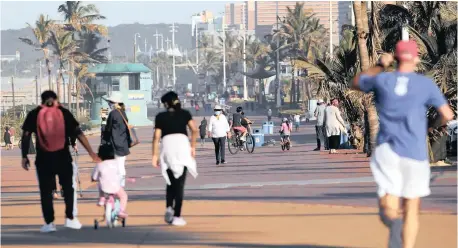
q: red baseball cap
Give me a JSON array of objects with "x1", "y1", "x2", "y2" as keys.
[{"x1": 395, "y1": 40, "x2": 418, "y2": 61}]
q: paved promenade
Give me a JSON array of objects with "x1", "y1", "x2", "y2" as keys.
[{"x1": 1, "y1": 115, "x2": 456, "y2": 247}]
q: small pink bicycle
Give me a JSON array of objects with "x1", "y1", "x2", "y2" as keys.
[{"x1": 94, "y1": 193, "x2": 126, "y2": 229}]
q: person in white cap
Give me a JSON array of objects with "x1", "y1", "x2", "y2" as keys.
[
  {"x1": 101, "y1": 92, "x2": 130, "y2": 189},
  {"x1": 207, "y1": 105, "x2": 231, "y2": 165},
  {"x1": 313, "y1": 99, "x2": 328, "y2": 151}
]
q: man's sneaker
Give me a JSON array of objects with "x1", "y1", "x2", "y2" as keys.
[
  {"x1": 313, "y1": 147, "x2": 320, "y2": 151},
  {"x1": 64, "y1": 218, "x2": 82, "y2": 229},
  {"x1": 216, "y1": 161, "x2": 220, "y2": 165},
  {"x1": 164, "y1": 207, "x2": 174, "y2": 224},
  {"x1": 40, "y1": 223, "x2": 57, "y2": 233},
  {"x1": 172, "y1": 217, "x2": 187, "y2": 226},
  {"x1": 221, "y1": 161, "x2": 227, "y2": 164}
]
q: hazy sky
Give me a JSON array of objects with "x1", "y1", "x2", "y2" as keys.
[{"x1": 1, "y1": 1, "x2": 226, "y2": 30}]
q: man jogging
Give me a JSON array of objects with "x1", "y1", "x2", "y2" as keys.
[
  {"x1": 352, "y1": 40, "x2": 454, "y2": 248},
  {"x1": 21, "y1": 90, "x2": 101, "y2": 233}
]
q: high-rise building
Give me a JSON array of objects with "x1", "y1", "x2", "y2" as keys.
[{"x1": 224, "y1": 1, "x2": 353, "y2": 46}]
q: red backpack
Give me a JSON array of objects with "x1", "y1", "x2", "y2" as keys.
[{"x1": 37, "y1": 105, "x2": 66, "y2": 152}]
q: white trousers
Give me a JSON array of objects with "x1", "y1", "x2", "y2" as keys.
[{"x1": 115, "y1": 155, "x2": 127, "y2": 187}]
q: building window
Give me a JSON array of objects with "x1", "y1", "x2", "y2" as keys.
[
  {"x1": 112, "y1": 76, "x2": 120, "y2": 91},
  {"x1": 128, "y1": 74, "x2": 140, "y2": 90}
]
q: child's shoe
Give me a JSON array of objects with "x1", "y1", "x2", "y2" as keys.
[{"x1": 97, "y1": 197, "x2": 106, "y2": 206}]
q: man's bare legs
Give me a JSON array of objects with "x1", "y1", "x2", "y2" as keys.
[
  {"x1": 379, "y1": 194, "x2": 422, "y2": 248},
  {"x1": 379, "y1": 194, "x2": 403, "y2": 248},
  {"x1": 402, "y1": 198, "x2": 421, "y2": 248}
]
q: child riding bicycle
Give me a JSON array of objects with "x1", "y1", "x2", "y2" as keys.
[
  {"x1": 92, "y1": 159, "x2": 128, "y2": 219},
  {"x1": 279, "y1": 118, "x2": 292, "y2": 145}
]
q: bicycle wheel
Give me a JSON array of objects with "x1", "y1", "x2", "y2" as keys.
[
  {"x1": 286, "y1": 142, "x2": 291, "y2": 150},
  {"x1": 281, "y1": 143, "x2": 286, "y2": 151},
  {"x1": 245, "y1": 134, "x2": 255, "y2": 153},
  {"x1": 228, "y1": 135, "x2": 239, "y2": 155}
]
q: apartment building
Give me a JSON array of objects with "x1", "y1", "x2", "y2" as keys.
[{"x1": 225, "y1": 1, "x2": 353, "y2": 46}]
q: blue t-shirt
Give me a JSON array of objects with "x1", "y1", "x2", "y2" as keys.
[{"x1": 359, "y1": 72, "x2": 447, "y2": 161}]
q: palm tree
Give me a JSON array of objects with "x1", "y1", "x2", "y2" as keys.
[
  {"x1": 74, "y1": 64, "x2": 96, "y2": 117},
  {"x1": 151, "y1": 52, "x2": 172, "y2": 88},
  {"x1": 48, "y1": 30, "x2": 78, "y2": 99},
  {"x1": 353, "y1": 1, "x2": 371, "y2": 71},
  {"x1": 274, "y1": 2, "x2": 316, "y2": 104},
  {"x1": 19, "y1": 14, "x2": 54, "y2": 89},
  {"x1": 57, "y1": 1, "x2": 107, "y2": 35}
]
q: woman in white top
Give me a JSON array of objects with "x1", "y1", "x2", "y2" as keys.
[
  {"x1": 207, "y1": 105, "x2": 231, "y2": 165},
  {"x1": 324, "y1": 98, "x2": 346, "y2": 154}
]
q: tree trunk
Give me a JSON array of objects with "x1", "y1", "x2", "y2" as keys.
[
  {"x1": 296, "y1": 79, "x2": 301, "y2": 104},
  {"x1": 353, "y1": 1, "x2": 371, "y2": 71},
  {"x1": 290, "y1": 64, "x2": 296, "y2": 104},
  {"x1": 57, "y1": 72, "x2": 62, "y2": 99},
  {"x1": 76, "y1": 81, "x2": 81, "y2": 119},
  {"x1": 45, "y1": 58, "x2": 52, "y2": 90},
  {"x1": 68, "y1": 64, "x2": 73, "y2": 112},
  {"x1": 366, "y1": 102, "x2": 379, "y2": 155}
]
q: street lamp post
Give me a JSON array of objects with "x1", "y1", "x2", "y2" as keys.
[
  {"x1": 170, "y1": 23, "x2": 178, "y2": 87},
  {"x1": 10, "y1": 77, "x2": 15, "y2": 115},
  {"x1": 222, "y1": 13, "x2": 227, "y2": 91},
  {"x1": 276, "y1": 1, "x2": 281, "y2": 108},
  {"x1": 242, "y1": 3, "x2": 248, "y2": 100},
  {"x1": 134, "y1": 33, "x2": 140, "y2": 63}
]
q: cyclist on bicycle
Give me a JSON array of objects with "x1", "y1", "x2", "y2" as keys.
[
  {"x1": 241, "y1": 112, "x2": 253, "y2": 134},
  {"x1": 280, "y1": 118, "x2": 292, "y2": 145},
  {"x1": 231, "y1": 106, "x2": 248, "y2": 142}
]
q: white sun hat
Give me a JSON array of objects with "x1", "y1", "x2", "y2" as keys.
[
  {"x1": 214, "y1": 105, "x2": 222, "y2": 110},
  {"x1": 104, "y1": 92, "x2": 124, "y2": 103}
]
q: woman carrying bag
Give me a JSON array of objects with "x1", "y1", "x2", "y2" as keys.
[
  {"x1": 152, "y1": 91, "x2": 198, "y2": 226},
  {"x1": 100, "y1": 92, "x2": 135, "y2": 187}
]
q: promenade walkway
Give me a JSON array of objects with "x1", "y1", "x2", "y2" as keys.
[{"x1": 2, "y1": 115, "x2": 456, "y2": 248}]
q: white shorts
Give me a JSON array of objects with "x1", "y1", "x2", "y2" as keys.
[{"x1": 370, "y1": 143, "x2": 431, "y2": 199}]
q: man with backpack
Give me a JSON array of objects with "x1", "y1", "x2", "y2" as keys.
[{"x1": 21, "y1": 90, "x2": 101, "y2": 233}]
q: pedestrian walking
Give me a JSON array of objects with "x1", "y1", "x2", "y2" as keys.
[
  {"x1": 352, "y1": 41, "x2": 454, "y2": 248},
  {"x1": 294, "y1": 113, "x2": 301, "y2": 131},
  {"x1": 152, "y1": 91, "x2": 198, "y2": 226},
  {"x1": 324, "y1": 98, "x2": 346, "y2": 154},
  {"x1": 4, "y1": 126, "x2": 12, "y2": 150},
  {"x1": 313, "y1": 100, "x2": 328, "y2": 151},
  {"x1": 195, "y1": 103, "x2": 200, "y2": 115},
  {"x1": 199, "y1": 117, "x2": 207, "y2": 147},
  {"x1": 208, "y1": 105, "x2": 231, "y2": 165},
  {"x1": 102, "y1": 92, "x2": 131, "y2": 187},
  {"x1": 9, "y1": 126, "x2": 16, "y2": 149},
  {"x1": 267, "y1": 109, "x2": 272, "y2": 122},
  {"x1": 21, "y1": 90, "x2": 100, "y2": 233}
]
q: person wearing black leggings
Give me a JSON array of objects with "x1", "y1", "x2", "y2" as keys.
[
  {"x1": 152, "y1": 91, "x2": 199, "y2": 226},
  {"x1": 166, "y1": 167, "x2": 187, "y2": 218}
]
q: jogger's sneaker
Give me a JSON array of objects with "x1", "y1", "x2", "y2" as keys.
[
  {"x1": 64, "y1": 218, "x2": 82, "y2": 229},
  {"x1": 164, "y1": 207, "x2": 174, "y2": 224},
  {"x1": 40, "y1": 223, "x2": 57, "y2": 233},
  {"x1": 172, "y1": 217, "x2": 187, "y2": 226}
]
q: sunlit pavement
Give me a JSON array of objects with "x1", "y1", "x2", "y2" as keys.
[{"x1": 2, "y1": 115, "x2": 456, "y2": 247}]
